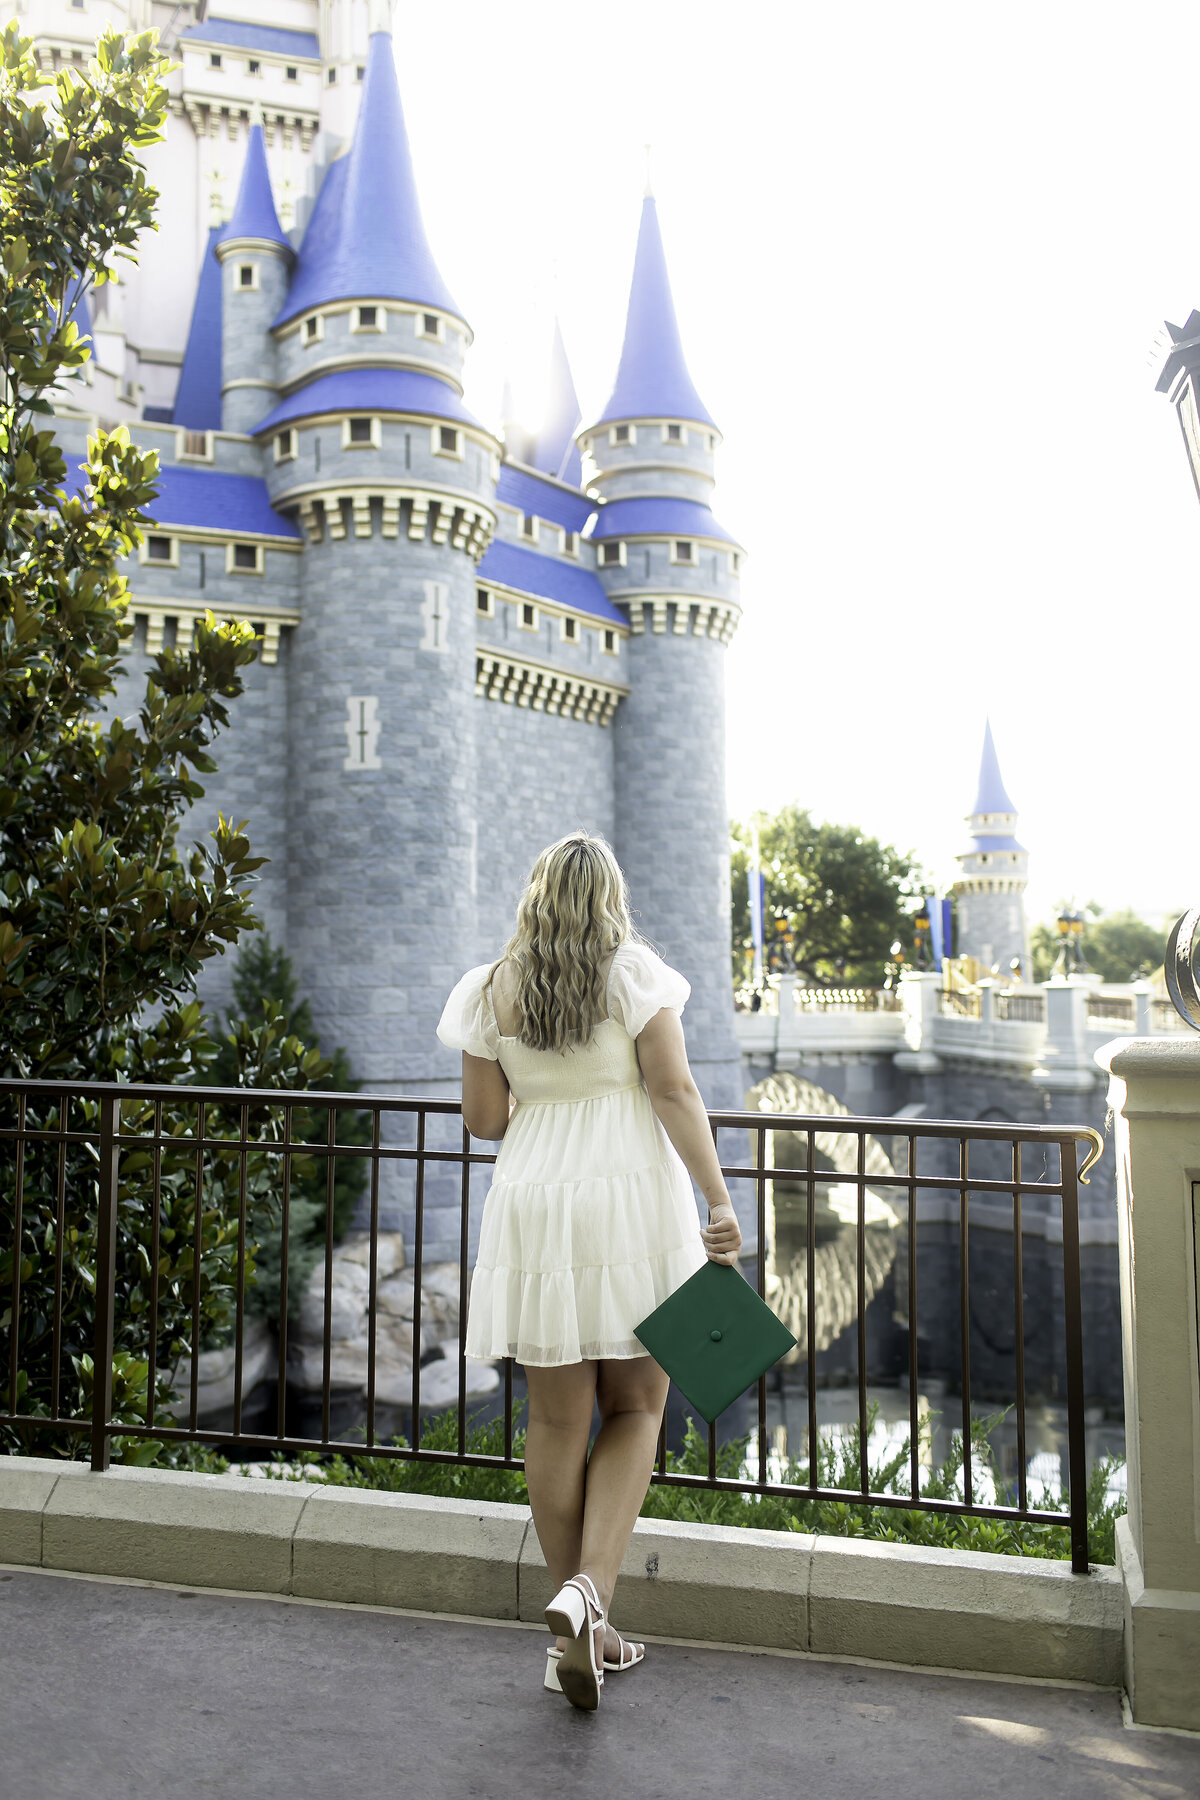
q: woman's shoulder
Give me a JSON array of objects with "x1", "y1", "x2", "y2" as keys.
[
  {"x1": 608, "y1": 939, "x2": 690, "y2": 1037},
  {"x1": 436, "y1": 962, "x2": 502, "y2": 1059}
]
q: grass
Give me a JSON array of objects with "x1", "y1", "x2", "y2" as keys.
[{"x1": 243, "y1": 1401, "x2": 1127, "y2": 1565}]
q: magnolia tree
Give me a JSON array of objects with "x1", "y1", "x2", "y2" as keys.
[{"x1": 0, "y1": 25, "x2": 329, "y2": 1456}]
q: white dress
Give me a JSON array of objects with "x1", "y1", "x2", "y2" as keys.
[{"x1": 436, "y1": 940, "x2": 708, "y2": 1367}]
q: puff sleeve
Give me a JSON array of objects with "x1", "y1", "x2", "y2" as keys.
[
  {"x1": 436, "y1": 965, "x2": 501, "y2": 1061},
  {"x1": 608, "y1": 941, "x2": 691, "y2": 1039}
]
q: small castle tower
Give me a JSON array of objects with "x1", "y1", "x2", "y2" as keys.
[
  {"x1": 581, "y1": 191, "x2": 744, "y2": 1108},
  {"x1": 247, "y1": 21, "x2": 500, "y2": 1215},
  {"x1": 954, "y1": 721, "x2": 1031, "y2": 979},
  {"x1": 215, "y1": 121, "x2": 293, "y2": 434}
]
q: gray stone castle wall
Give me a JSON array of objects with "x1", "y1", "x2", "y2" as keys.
[{"x1": 472, "y1": 697, "x2": 615, "y2": 963}]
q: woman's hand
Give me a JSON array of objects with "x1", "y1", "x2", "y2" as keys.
[{"x1": 701, "y1": 1203, "x2": 742, "y2": 1266}]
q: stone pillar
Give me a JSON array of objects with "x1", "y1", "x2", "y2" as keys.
[
  {"x1": 894, "y1": 971, "x2": 942, "y2": 1074},
  {"x1": 1096, "y1": 1036, "x2": 1200, "y2": 1730},
  {"x1": 1032, "y1": 978, "x2": 1096, "y2": 1095}
]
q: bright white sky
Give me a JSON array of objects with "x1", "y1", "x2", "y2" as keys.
[{"x1": 390, "y1": 0, "x2": 1196, "y2": 931}]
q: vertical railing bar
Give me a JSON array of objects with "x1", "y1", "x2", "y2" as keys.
[
  {"x1": 146, "y1": 1099, "x2": 163, "y2": 1431},
  {"x1": 756, "y1": 1124, "x2": 767, "y2": 1487},
  {"x1": 50, "y1": 1091, "x2": 68, "y2": 1420},
  {"x1": 276, "y1": 1106, "x2": 293, "y2": 1442},
  {"x1": 365, "y1": 1107, "x2": 382, "y2": 1450},
  {"x1": 806, "y1": 1126, "x2": 817, "y2": 1491},
  {"x1": 321, "y1": 1106, "x2": 336, "y2": 1445},
  {"x1": 1060, "y1": 1137, "x2": 1090, "y2": 1573},
  {"x1": 503, "y1": 1356, "x2": 514, "y2": 1463},
  {"x1": 656, "y1": 1410, "x2": 667, "y2": 1480},
  {"x1": 458, "y1": 1118, "x2": 470, "y2": 1459},
  {"x1": 90, "y1": 1094, "x2": 120, "y2": 1472},
  {"x1": 410, "y1": 1110, "x2": 425, "y2": 1447},
  {"x1": 1013, "y1": 1138, "x2": 1028, "y2": 1515},
  {"x1": 856, "y1": 1130, "x2": 868, "y2": 1497},
  {"x1": 7, "y1": 1095, "x2": 26, "y2": 1418},
  {"x1": 907, "y1": 1132, "x2": 919, "y2": 1502},
  {"x1": 190, "y1": 1102, "x2": 204, "y2": 1432},
  {"x1": 232, "y1": 1102, "x2": 249, "y2": 1439},
  {"x1": 959, "y1": 1135, "x2": 973, "y2": 1509},
  {"x1": 707, "y1": 1414, "x2": 717, "y2": 1484}
]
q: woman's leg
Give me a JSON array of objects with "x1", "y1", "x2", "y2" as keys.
[
  {"x1": 578, "y1": 1355, "x2": 670, "y2": 1653},
  {"x1": 523, "y1": 1360, "x2": 597, "y2": 1607}
]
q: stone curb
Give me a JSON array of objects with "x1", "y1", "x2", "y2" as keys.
[{"x1": 0, "y1": 1456, "x2": 1123, "y2": 1686}]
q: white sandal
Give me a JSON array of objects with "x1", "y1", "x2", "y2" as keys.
[
  {"x1": 544, "y1": 1633, "x2": 645, "y2": 1692},
  {"x1": 544, "y1": 1573, "x2": 606, "y2": 1711}
]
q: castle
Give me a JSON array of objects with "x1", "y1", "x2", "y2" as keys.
[{"x1": 37, "y1": 1, "x2": 745, "y2": 1212}]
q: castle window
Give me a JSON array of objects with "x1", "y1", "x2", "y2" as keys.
[
  {"x1": 562, "y1": 530, "x2": 577, "y2": 556},
  {"x1": 418, "y1": 312, "x2": 443, "y2": 341},
  {"x1": 561, "y1": 616, "x2": 578, "y2": 642},
  {"x1": 610, "y1": 424, "x2": 634, "y2": 446},
  {"x1": 248, "y1": 59, "x2": 261, "y2": 75},
  {"x1": 237, "y1": 262, "x2": 257, "y2": 290},
  {"x1": 327, "y1": 66, "x2": 337, "y2": 84},
  {"x1": 303, "y1": 313, "x2": 323, "y2": 343},
  {"x1": 352, "y1": 305, "x2": 382, "y2": 333},
  {"x1": 520, "y1": 602, "x2": 538, "y2": 629},
  {"x1": 209, "y1": 52, "x2": 222, "y2": 69},
  {"x1": 663, "y1": 423, "x2": 684, "y2": 444},
  {"x1": 71, "y1": 0, "x2": 85, "y2": 8},
  {"x1": 602, "y1": 629, "x2": 618, "y2": 655},
  {"x1": 228, "y1": 541, "x2": 262, "y2": 575},
  {"x1": 179, "y1": 429, "x2": 213, "y2": 461},
  {"x1": 356, "y1": 65, "x2": 366, "y2": 81},
  {"x1": 274, "y1": 428, "x2": 297, "y2": 463},
  {"x1": 435, "y1": 425, "x2": 462, "y2": 458},
  {"x1": 142, "y1": 533, "x2": 176, "y2": 567},
  {"x1": 979, "y1": 854, "x2": 989, "y2": 865},
  {"x1": 343, "y1": 415, "x2": 380, "y2": 449},
  {"x1": 285, "y1": 65, "x2": 298, "y2": 81},
  {"x1": 730, "y1": 551, "x2": 740, "y2": 574},
  {"x1": 600, "y1": 541, "x2": 625, "y2": 566},
  {"x1": 708, "y1": 433, "x2": 717, "y2": 450},
  {"x1": 520, "y1": 513, "x2": 538, "y2": 541},
  {"x1": 476, "y1": 587, "x2": 493, "y2": 617},
  {"x1": 671, "y1": 539, "x2": 694, "y2": 564}
]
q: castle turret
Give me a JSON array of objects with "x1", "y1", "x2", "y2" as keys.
[
  {"x1": 582, "y1": 192, "x2": 743, "y2": 1110},
  {"x1": 215, "y1": 122, "x2": 293, "y2": 434},
  {"x1": 172, "y1": 225, "x2": 223, "y2": 433},
  {"x1": 954, "y1": 720, "x2": 1031, "y2": 978},
  {"x1": 249, "y1": 24, "x2": 498, "y2": 1245},
  {"x1": 531, "y1": 319, "x2": 582, "y2": 487}
]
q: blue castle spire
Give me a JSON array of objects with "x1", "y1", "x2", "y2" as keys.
[
  {"x1": 218, "y1": 121, "x2": 291, "y2": 252},
  {"x1": 531, "y1": 320, "x2": 582, "y2": 485},
  {"x1": 595, "y1": 195, "x2": 715, "y2": 429},
  {"x1": 276, "y1": 29, "x2": 461, "y2": 327},
  {"x1": 172, "y1": 224, "x2": 223, "y2": 430},
  {"x1": 971, "y1": 719, "x2": 1018, "y2": 817}
]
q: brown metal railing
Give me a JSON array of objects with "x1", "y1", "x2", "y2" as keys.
[{"x1": 0, "y1": 1080, "x2": 1103, "y2": 1572}]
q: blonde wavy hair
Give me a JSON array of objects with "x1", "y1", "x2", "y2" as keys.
[{"x1": 490, "y1": 833, "x2": 635, "y2": 1053}]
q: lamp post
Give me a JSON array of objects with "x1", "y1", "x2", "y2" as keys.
[
  {"x1": 1052, "y1": 907, "x2": 1090, "y2": 978},
  {"x1": 912, "y1": 900, "x2": 931, "y2": 971}
]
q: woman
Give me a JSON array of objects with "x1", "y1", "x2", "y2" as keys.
[{"x1": 437, "y1": 831, "x2": 742, "y2": 1713}]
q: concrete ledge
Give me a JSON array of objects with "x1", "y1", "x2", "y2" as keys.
[
  {"x1": 0, "y1": 1455, "x2": 1124, "y2": 1686},
  {"x1": 808, "y1": 1532, "x2": 1124, "y2": 1685},
  {"x1": 43, "y1": 1462, "x2": 309, "y2": 1593},
  {"x1": 520, "y1": 1514, "x2": 814, "y2": 1652},
  {"x1": 293, "y1": 1485, "x2": 529, "y2": 1618}
]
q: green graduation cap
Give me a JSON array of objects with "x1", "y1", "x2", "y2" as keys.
[{"x1": 634, "y1": 1261, "x2": 797, "y2": 1424}]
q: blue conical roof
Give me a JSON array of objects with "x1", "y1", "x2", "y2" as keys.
[
  {"x1": 595, "y1": 196, "x2": 715, "y2": 429},
  {"x1": 532, "y1": 320, "x2": 582, "y2": 486},
  {"x1": 173, "y1": 225, "x2": 223, "y2": 430},
  {"x1": 276, "y1": 31, "x2": 461, "y2": 327},
  {"x1": 218, "y1": 123, "x2": 290, "y2": 250},
  {"x1": 971, "y1": 720, "x2": 1017, "y2": 816}
]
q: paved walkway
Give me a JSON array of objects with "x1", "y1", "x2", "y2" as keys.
[{"x1": 1, "y1": 1567, "x2": 1197, "y2": 1800}]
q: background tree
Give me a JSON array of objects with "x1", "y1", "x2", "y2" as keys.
[
  {"x1": 730, "y1": 805, "x2": 925, "y2": 987},
  {"x1": 0, "y1": 24, "x2": 327, "y2": 1456},
  {"x1": 1030, "y1": 905, "x2": 1169, "y2": 984}
]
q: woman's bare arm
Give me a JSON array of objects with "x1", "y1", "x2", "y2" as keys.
[
  {"x1": 461, "y1": 1051, "x2": 511, "y2": 1141},
  {"x1": 636, "y1": 1008, "x2": 742, "y2": 1266}
]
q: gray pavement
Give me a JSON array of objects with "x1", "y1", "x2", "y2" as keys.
[{"x1": 0, "y1": 1566, "x2": 1197, "y2": 1800}]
